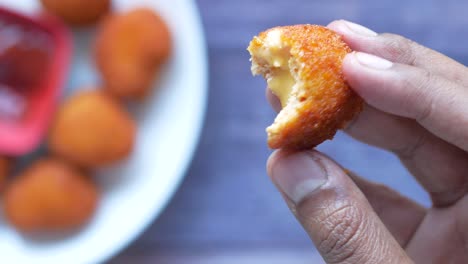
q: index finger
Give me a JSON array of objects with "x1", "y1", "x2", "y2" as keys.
[
  {"x1": 327, "y1": 20, "x2": 468, "y2": 86},
  {"x1": 343, "y1": 51, "x2": 468, "y2": 153}
]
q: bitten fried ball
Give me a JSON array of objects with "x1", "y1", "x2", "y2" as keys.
[
  {"x1": 40, "y1": 0, "x2": 110, "y2": 26},
  {"x1": 4, "y1": 158, "x2": 99, "y2": 232},
  {"x1": 248, "y1": 25, "x2": 363, "y2": 150},
  {"x1": 0, "y1": 157, "x2": 10, "y2": 192},
  {"x1": 49, "y1": 90, "x2": 136, "y2": 167},
  {"x1": 95, "y1": 8, "x2": 172, "y2": 100}
]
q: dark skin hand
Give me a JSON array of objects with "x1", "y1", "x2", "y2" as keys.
[{"x1": 266, "y1": 20, "x2": 468, "y2": 263}]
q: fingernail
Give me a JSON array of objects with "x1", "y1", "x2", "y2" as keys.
[
  {"x1": 271, "y1": 152, "x2": 328, "y2": 204},
  {"x1": 354, "y1": 52, "x2": 393, "y2": 70},
  {"x1": 342, "y1": 20, "x2": 378, "y2": 37}
]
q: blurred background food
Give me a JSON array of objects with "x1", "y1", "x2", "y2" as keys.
[
  {"x1": 94, "y1": 8, "x2": 171, "y2": 100},
  {"x1": 0, "y1": 157, "x2": 10, "y2": 191},
  {"x1": 0, "y1": 0, "x2": 171, "y2": 243},
  {"x1": 4, "y1": 158, "x2": 99, "y2": 232},
  {"x1": 40, "y1": 0, "x2": 110, "y2": 26},
  {"x1": 49, "y1": 90, "x2": 136, "y2": 168},
  {"x1": 0, "y1": 0, "x2": 197, "y2": 260}
]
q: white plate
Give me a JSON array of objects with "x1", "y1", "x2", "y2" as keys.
[{"x1": 0, "y1": 0, "x2": 208, "y2": 263}]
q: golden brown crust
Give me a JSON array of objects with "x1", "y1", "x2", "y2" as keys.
[
  {"x1": 4, "y1": 158, "x2": 99, "y2": 232},
  {"x1": 249, "y1": 25, "x2": 363, "y2": 149},
  {"x1": 94, "y1": 8, "x2": 172, "y2": 100},
  {"x1": 40, "y1": 0, "x2": 110, "y2": 26},
  {"x1": 49, "y1": 89, "x2": 136, "y2": 168}
]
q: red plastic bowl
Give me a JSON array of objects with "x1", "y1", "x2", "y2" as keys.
[{"x1": 0, "y1": 7, "x2": 71, "y2": 156}]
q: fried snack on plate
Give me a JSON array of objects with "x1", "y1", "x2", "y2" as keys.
[
  {"x1": 40, "y1": 0, "x2": 110, "y2": 26},
  {"x1": 94, "y1": 8, "x2": 172, "y2": 100},
  {"x1": 4, "y1": 158, "x2": 99, "y2": 232},
  {"x1": 49, "y1": 89, "x2": 136, "y2": 167},
  {"x1": 0, "y1": 157, "x2": 10, "y2": 192},
  {"x1": 248, "y1": 25, "x2": 363, "y2": 150}
]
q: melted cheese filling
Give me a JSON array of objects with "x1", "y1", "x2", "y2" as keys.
[
  {"x1": 261, "y1": 29, "x2": 296, "y2": 107},
  {"x1": 267, "y1": 69, "x2": 295, "y2": 107}
]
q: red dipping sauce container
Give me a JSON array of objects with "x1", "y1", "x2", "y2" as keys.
[{"x1": 0, "y1": 7, "x2": 71, "y2": 155}]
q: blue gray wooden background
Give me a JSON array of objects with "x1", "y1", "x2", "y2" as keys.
[{"x1": 111, "y1": 0, "x2": 468, "y2": 262}]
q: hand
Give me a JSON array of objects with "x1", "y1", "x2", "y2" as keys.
[{"x1": 266, "y1": 20, "x2": 468, "y2": 263}]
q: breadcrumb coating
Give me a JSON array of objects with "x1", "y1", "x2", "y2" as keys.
[{"x1": 248, "y1": 25, "x2": 363, "y2": 149}]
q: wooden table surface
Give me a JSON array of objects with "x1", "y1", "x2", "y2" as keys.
[{"x1": 111, "y1": 0, "x2": 468, "y2": 263}]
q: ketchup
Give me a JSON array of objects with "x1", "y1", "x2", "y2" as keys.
[{"x1": 0, "y1": 19, "x2": 53, "y2": 121}]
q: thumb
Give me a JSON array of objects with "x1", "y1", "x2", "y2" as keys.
[{"x1": 267, "y1": 150, "x2": 412, "y2": 264}]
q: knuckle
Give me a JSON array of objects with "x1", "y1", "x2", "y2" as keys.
[
  {"x1": 395, "y1": 68, "x2": 435, "y2": 121},
  {"x1": 430, "y1": 183, "x2": 468, "y2": 207},
  {"x1": 431, "y1": 191, "x2": 463, "y2": 208},
  {"x1": 393, "y1": 129, "x2": 428, "y2": 159},
  {"x1": 379, "y1": 33, "x2": 418, "y2": 65},
  {"x1": 316, "y1": 201, "x2": 367, "y2": 263},
  {"x1": 412, "y1": 70, "x2": 435, "y2": 122}
]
